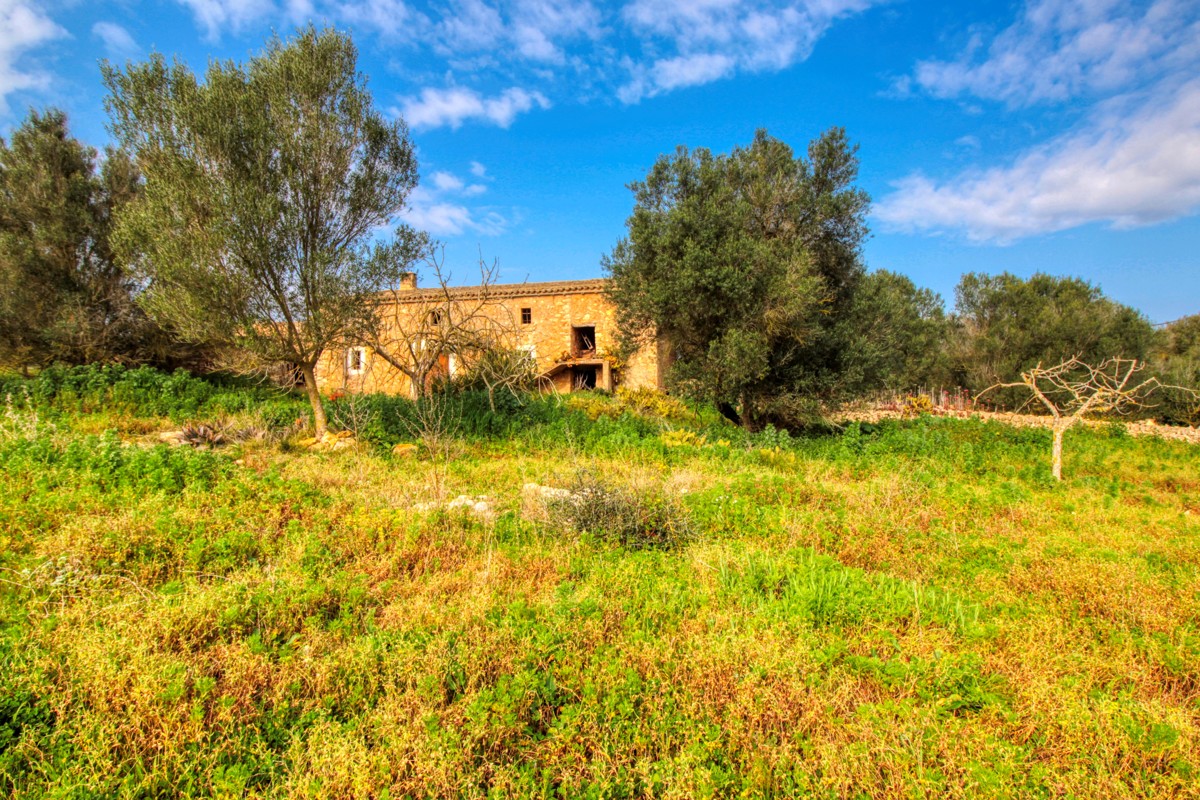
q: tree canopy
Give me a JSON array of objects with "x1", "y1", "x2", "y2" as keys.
[
  {"x1": 604, "y1": 128, "x2": 870, "y2": 427},
  {"x1": 951, "y1": 272, "x2": 1155, "y2": 395},
  {"x1": 103, "y1": 26, "x2": 424, "y2": 435},
  {"x1": 844, "y1": 269, "x2": 951, "y2": 393},
  {"x1": 0, "y1": 109, "x2": 171, "y2": 370}
]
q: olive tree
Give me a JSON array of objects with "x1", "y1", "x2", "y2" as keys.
[
  {"x1": 605, "y1": 128, "x2": 870, "y2": 428},
  {"x1": 952, "y1": 272, "x2": 1155, "y2": 396},
  {"x1": 103, "y1": 26, "x2": 422, "y2": 436}
]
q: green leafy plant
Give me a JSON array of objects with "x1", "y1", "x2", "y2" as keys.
[{"x1": 541, "y1": 470, "x2": 693, "y2": 550}]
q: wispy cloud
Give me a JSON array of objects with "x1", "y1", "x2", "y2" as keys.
[
  {"x1": 335, "y1": 0, "x2": 426, "y2": 40},
  {"x1": 398, "y1": 85, "x2": 550, "y2": 130},
  {"x1": 0, "y1": 0, "x2": 68, "y2": 116},
  {"x1": 618, "y1": 0, "x2": 884, "y2": 102},
  {"x1": 434, "y1": 0, "x2": 600, "y2": 63},
  {"x1": 92, "y1": 22, "x2": 138, "y2": 59},
  {"x1": 175, "y1": 0, "x2": 276, "y2": 42},
  {"x1": 905, "y1": 0, "x2": 1200, "y2": 107},
  {"x1": 876, "y1": 78, "x2": 1200, "y2": 243},
  {"x1": 166, "y1": 0, "x2": 880, "y2": 109},
  {"x1": 402, "y1": 168, "x2": 502, "y2": 236},
  {"x1": 882, "y1": 0, "x2": 1200, "y2": 242}
]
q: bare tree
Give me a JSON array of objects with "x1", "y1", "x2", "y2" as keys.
[
  {"x1": 980, "y1": 357, "x2": 1195, "y2": 480},
  {"x1": 463, "y1": 343, "x2": 538, "y2": 411},
  {"x1": 364, "y1": 249, "x2": 523, "y2": 402}
]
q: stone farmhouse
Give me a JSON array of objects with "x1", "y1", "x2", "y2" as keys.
[{"x1": 315, "y1": 277, "x2": 666, "y2": 397}]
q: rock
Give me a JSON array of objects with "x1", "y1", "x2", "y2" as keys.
[
  {"x1": 444, "y1": 494, "x2": 494, "y2": 519},
  {"x1": 391, "y1": 443, "x2": 419, "y2": 457},
  {"x1": 301, "y1": 431, "x2": 359, "y2": 451},
  {"x1": 157, "y1": 431, "x2": 187, "y2": 446}
]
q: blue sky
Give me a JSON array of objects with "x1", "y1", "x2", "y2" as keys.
[{"x1": 3, "y1": 0, "x2": 1198, "y2": 322}]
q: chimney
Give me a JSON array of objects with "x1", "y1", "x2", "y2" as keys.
[{"x1": 399, "y1": 272, "x2": 418, "y2": 291}]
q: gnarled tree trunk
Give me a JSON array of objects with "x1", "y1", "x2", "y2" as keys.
[{"x1": 299, "y1": 362, "x2": 328, "y2": 438}]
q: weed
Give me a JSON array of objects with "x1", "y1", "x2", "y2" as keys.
[
  {"x1": 0, "y1": 367, "x2": 1197, "y2": 797},
  {"x1": 540, "y1": 470, "x2": 694, "y2": 550}
]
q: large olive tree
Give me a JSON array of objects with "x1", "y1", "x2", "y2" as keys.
[
  {"x1": 605, "y1": 128, "x2": 870, "y2": 428},
  {"x1": 104, "y1": 26, "x2": 422, "y2": 435}
]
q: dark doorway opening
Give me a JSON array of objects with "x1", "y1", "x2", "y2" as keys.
[
  {"x1": 571, "y1": 365, "x2": 597, "y2": 390},
  {"x1": 572, "y1": 325, "x2": 596, "y2": 357}
]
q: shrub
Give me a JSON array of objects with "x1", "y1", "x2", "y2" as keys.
[
  {"x1": 0, "y1": 364, "x2": 311, "y2": 431},
  {"x1": 902, "y1": 394, "x2": 935, "y2": 417},
  {"x1": 0, "y1": 431, "x2": 232, "y2": 493},
  {"x1": 540, "y1": 470, "x2": 693, "y2": 550}
]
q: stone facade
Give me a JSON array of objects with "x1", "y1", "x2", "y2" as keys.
[{"x1": 315, "y1": 278, "x2": 664, "y2": 397}]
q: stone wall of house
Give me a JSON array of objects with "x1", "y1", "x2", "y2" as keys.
[{"x1": 314, "y1": 279, "x2": 663, "y2": 397}]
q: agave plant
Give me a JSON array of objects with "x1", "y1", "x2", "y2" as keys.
[{"x1": 179, "y1": 422, "x2": 227, "y2": 448}]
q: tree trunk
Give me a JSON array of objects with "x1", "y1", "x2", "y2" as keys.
[
  {"x1": 717, "y1": 401, "x2": 741, "y2": 427},
  {"x1": 1051, "y1": 423, "x2": 1066, "y2": 481},
  {"x1": 300, "y1": 362, "x2": 328, "y2": 438},
  {"x1": 739, "y1": 392, "x2": 756, "y2": 432}
]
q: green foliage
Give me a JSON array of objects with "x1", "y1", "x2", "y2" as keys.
[
  {"x1": 0, "y1": 431, "x2": 231, "y2": 493},
  {"x1": 543, "y1": 470, "x2": 694, "y2": 550},
  {"x1": 1150, "y1": 314, "x2": 1200, "y2": 425},
  {"x1": 103, "y1": 26, "x2": 427, "y2": 434},
  {"x1": 952, "y1": 272, "x2": 1155, "y2": 399},
  {"x1": 0, "y1": 363, "x2": 308, "y2": 425},
  {"x1": 605, "y1": 128, "x2": 871, "y2": 428},
  {"x1": 0, "y1": 109, "x2": 186, "y2": 370},
  {"x1": 0, "y1": 388, "x2": 1197, "y2": 796},
  {"x1": 845, "y1": 269, "x2": 952, "y2": 391}
]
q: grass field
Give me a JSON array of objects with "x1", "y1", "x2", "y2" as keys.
[{"x1": 1, "y1": 367, "x2": 1198, "y2": 798}]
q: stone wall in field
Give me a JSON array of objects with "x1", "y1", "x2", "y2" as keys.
[{"x1": 315, "y1": 278, "x2": 665, "y2": 398}]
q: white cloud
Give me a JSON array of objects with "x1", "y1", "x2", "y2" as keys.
[
  {"x1": 908, "y1": 0, "x2": 1200, "y2": 106},
  {"x1": 335, "y1": 0, "x2": 424, "y2": 40},
  {"x1": 0, "y1": 0, "x2": 67, "y2": 115},
  {"x1": 875, "y1": 78, "x2": 1200, "y2": 243},
  {"x1": 398, "y1": 86, "x2": 550, "y2": 130},
  {"x1": 401, "y1": 184, "x2": 507, "y2": 236},
  {"x1": 92, "y1": 22, "x2": 138, "y2": 58},
  {"x1": 431, "y1": 171, "x2": 465, "y2": 192},
  {"x1": 431, "y1": 168, "x2": 487, "y2": 196},
  {"x1": 403, "y1": 198, "x2": 475, "y2": 236},
  {"x1": 437, "y1": 0, "x2": 504, "y2": 51},
  {"x1": 434, "y1": 0, "x2": 600, "y2": 63},
  {"x1": 469, "y1": 161, "x2": 487, "y2": 178},
  {"x1": 176, "y1": 0, "x2": 276, "y2": 41},
  {"x1": 283, "y1": 0, "x2": 316, "y2": 23},
  {"x1": 652, "y1": 52, "x2": 734, "y2": 91},
  {"x1": 618, "y1": 0, "x2": 883, "y2": 102}
]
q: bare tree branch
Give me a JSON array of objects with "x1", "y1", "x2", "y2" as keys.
[
  {"x1": 979, "y1": 356, "x2": 1197, "y2": 480},
  {"x1": 363, "y1": 247, "x2": 530, "y2": 406}
]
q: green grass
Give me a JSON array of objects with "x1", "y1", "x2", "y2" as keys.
[{"x1": 1, "y1": 371, "x2": 1198, "y2": 797}]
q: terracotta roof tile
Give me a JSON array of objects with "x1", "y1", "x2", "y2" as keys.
[{"x1": 379, "y1": 278, "x2": 609, "y2": 303}]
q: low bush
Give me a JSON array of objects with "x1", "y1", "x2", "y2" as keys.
[
  {"x1": 0, "y1": 364, "x2": 309, "y2": 427},
  {"x1": 0, "y1": 431, "x2": 232, "y2": 493},
  {"x1": 541, "y1": 470, "x2": 693, "y2": 550}
]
